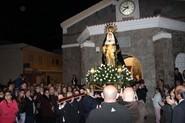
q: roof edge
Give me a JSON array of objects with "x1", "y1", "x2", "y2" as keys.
[
  {"x1": 60, "y1": 0, "x2": 114, "y2": 34},
  {"x1": 77, "y1": 16, "x2": 185, "y2": 42}
]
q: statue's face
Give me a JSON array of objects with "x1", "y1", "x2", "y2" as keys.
[{"x1": 105, "y1": 32, "x2": 115, "y2": 45}]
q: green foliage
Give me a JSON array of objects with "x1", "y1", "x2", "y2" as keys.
[{"x1": 86, "y1": 64, "x2": 134, "y2": 86}]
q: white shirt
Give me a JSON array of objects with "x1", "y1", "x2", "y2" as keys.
[{"x1": 152, "y1": 92, "x2": 162, "y2": 108}]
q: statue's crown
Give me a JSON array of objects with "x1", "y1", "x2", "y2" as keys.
[{"x1": 105, "y1": 23, "x2": 117, "y2": 33}]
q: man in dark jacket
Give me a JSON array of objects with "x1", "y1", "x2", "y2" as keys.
[
  {"x1": 119, "y1": 87, "x2": 147, "y2": 123},
  {"x1": 39, "y1": 89, "x2": 56, "y2": 123},
  {"x1": 86, "y1": 85, "x2": 132, "y2": 123},
  {"x1": 172, "y1": 85, "x2": 185, "y2": 123}
]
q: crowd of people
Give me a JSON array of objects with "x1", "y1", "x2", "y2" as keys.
[
  {"x1": 0, "y1": 67, "x2": 185, "y2": 123},
  {"x1": 0, "y1": 73, "x2": 148, "y2": 123},
  {"x1": 152, "y1": 68, "x2": 185, "y2": 123}
]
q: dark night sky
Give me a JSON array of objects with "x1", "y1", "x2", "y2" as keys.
[{"x1": 0, "y1": 0, "x2": 101, "y2": 51}]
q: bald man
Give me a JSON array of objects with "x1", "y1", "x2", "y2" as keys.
[
  {"x1": 86, "y1": 85, "x2": 132, "y2": 123},
  {"x1": 118, "y1": 87, "x2": 148, "y2": 123}
]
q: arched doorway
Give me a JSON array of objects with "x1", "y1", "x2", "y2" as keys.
[
  {"x1": 175, "y1": 53, "x2": 185, "y2": 73},
  {"x1": 123, "y1": 55, "x2": 143, "y2": 80}
]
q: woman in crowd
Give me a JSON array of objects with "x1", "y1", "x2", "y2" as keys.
[
  {"x1": 17, "y1": 89, "x2": 26, "y2": 123},
  {"x1": 0, "y1": 90, "x2": 19, "y2": 123},
  {"x1": 152, "y1": 88, "x2": 162, "y2": 123}
]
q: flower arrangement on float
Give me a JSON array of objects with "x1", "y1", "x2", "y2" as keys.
[{"x1": 86, "y1": 64, "x2": 134, "y2": 86}]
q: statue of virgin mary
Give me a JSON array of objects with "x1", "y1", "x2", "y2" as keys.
[{"x1": 102, "y1": 24, "x2": 124, "y2": 66}]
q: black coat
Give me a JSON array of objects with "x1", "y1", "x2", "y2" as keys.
[
  {"x1": 25, "y1": 97, "x2": 34, "y2": 116},
  {"x1": 56, "y1": 102, "x2": 69, "y2": 123},
  {"x1": 172, "y1": 100, "x2": 185, "y2": 123},
  {"x1": 118, "y1": 99, "x2": 147, "y2": 123},
  {"x1": 56, "y1": 102, "x2": 78, "y2": 123},
  {"x1": 79, "y1": 95, "x2": 98, "y2": 119},
  {"x1": 86, "y1": 102, "x2": 132, "y2": 123},
  {"x1": 39, "y1": 95, "x2": 56, "y2": 118},
  {"x1": 160, "y1": 104, "x2": 173, "y2": 123}
]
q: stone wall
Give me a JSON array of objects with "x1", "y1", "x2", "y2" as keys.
[
  {"x1": 81, "y1": 46, "x2": 97, "y2": 84},
  {"x1": 140, "y1": 0, "x2": 185, "y2": 21},
  {"x1": 172, "y1": 31, "x2": 185, "y2": 61},
  {"x1": 153, "y1": 37, "x2": 174, "y2": 86},
  {"x1": 62, "y1": 47, "x2": 81, "y2": 84}
]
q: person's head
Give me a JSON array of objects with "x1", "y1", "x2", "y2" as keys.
[
  {"x1": 4, "y1": 90, "x2": 12, "y2": 101},
  {"x1": 0, "y1": 90, "x2": 4, "y2": 98},
  {"x1": 35, "y1": 85, "x2": 40, "y2": 93},
  {"x1": 66, "y1": 92, "x2": 73, "y2": 97},
  {"x1": 169, "y1": 88, "x2": 175, "y2": 99},
  {"x1": 57, "y1": 86, "x2": 61, "y2": 94},
  {"x1": 44, "y1": 89, "x2": 49, "y2": 98},
  {"x1": 25, "y1": 89, "x2": 31, "y2": 97},
  {"x1": 121, "y1": 87, "x2": 137, "y2": 102},
  {"x1": 80, "y1": 88, "x2": 85, "y2": 94},
  {"x1": 62, "y1": 87, "x2": 67, "y2": 94},
  {"x1": 8, "y1": 82, "x2": 15, "y2": 92},
  {"x1": 21, "y1": 82, "x2": 27, "y2": 90},
  {"x1": 40, "y1": 87, "x2": 44, "y2": 95},
  {"x1": 18, "y1": 89, "x2": 25, "y2": 98},
  {"x1": 48, "y1": 83, "x2": 52, "y2": 89},
  {"x1": 74, "y1": 90, "x2": 80, "y2": 95},
  {"x1": 101, "y1": 85, "x2": 118, "y2": 103},
  {"x1": 175, "y1": 80, "x2": 181, "y2": 86},
  {"x1": 49, "y1": 86, "x2": 55, "y2": 95},
  {"x1": 155, "y1": 88, "x2": 161, "y2": 94},
  {"x1": 158, "y1": 79, "x2": 164, "y2": 85},
  {"x1": 58, "y1": 94, "x2": 64, "y2": 101},
  {"x1": 175, "y1": 85, "x2": 185, "y2": 101},
  {"x1": 67, "y1": 86, "x2": 72, "y2": 92},
  {"x1": 174, "y1": 67, "x2": 179, "y2": 74},
  {"x1": 40, "y1": 82, "x2": 44, "y2": 88},
  {"x1": 19, "y1": 74, "x2": 24, "y2": 81}
]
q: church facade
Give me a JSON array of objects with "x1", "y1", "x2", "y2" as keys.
[{"x1": 61, "y1": 0, "x2": 185, "y2": 99}]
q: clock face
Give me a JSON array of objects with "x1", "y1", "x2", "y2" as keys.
[{"x1": 119, "y1": 1, "x2": 135, "y2": 16}]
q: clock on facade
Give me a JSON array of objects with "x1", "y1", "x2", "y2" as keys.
[{"x1": 119, "y1": 0, "x2": 135, "y2": 16}]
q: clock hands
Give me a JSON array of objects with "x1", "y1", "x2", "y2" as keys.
[
  {"x1": 121, "y1": 6, "x2": 129, "y2": 12},
  {"x1": 123, "y1": 6, "x2": 129, "y2": 9}
]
